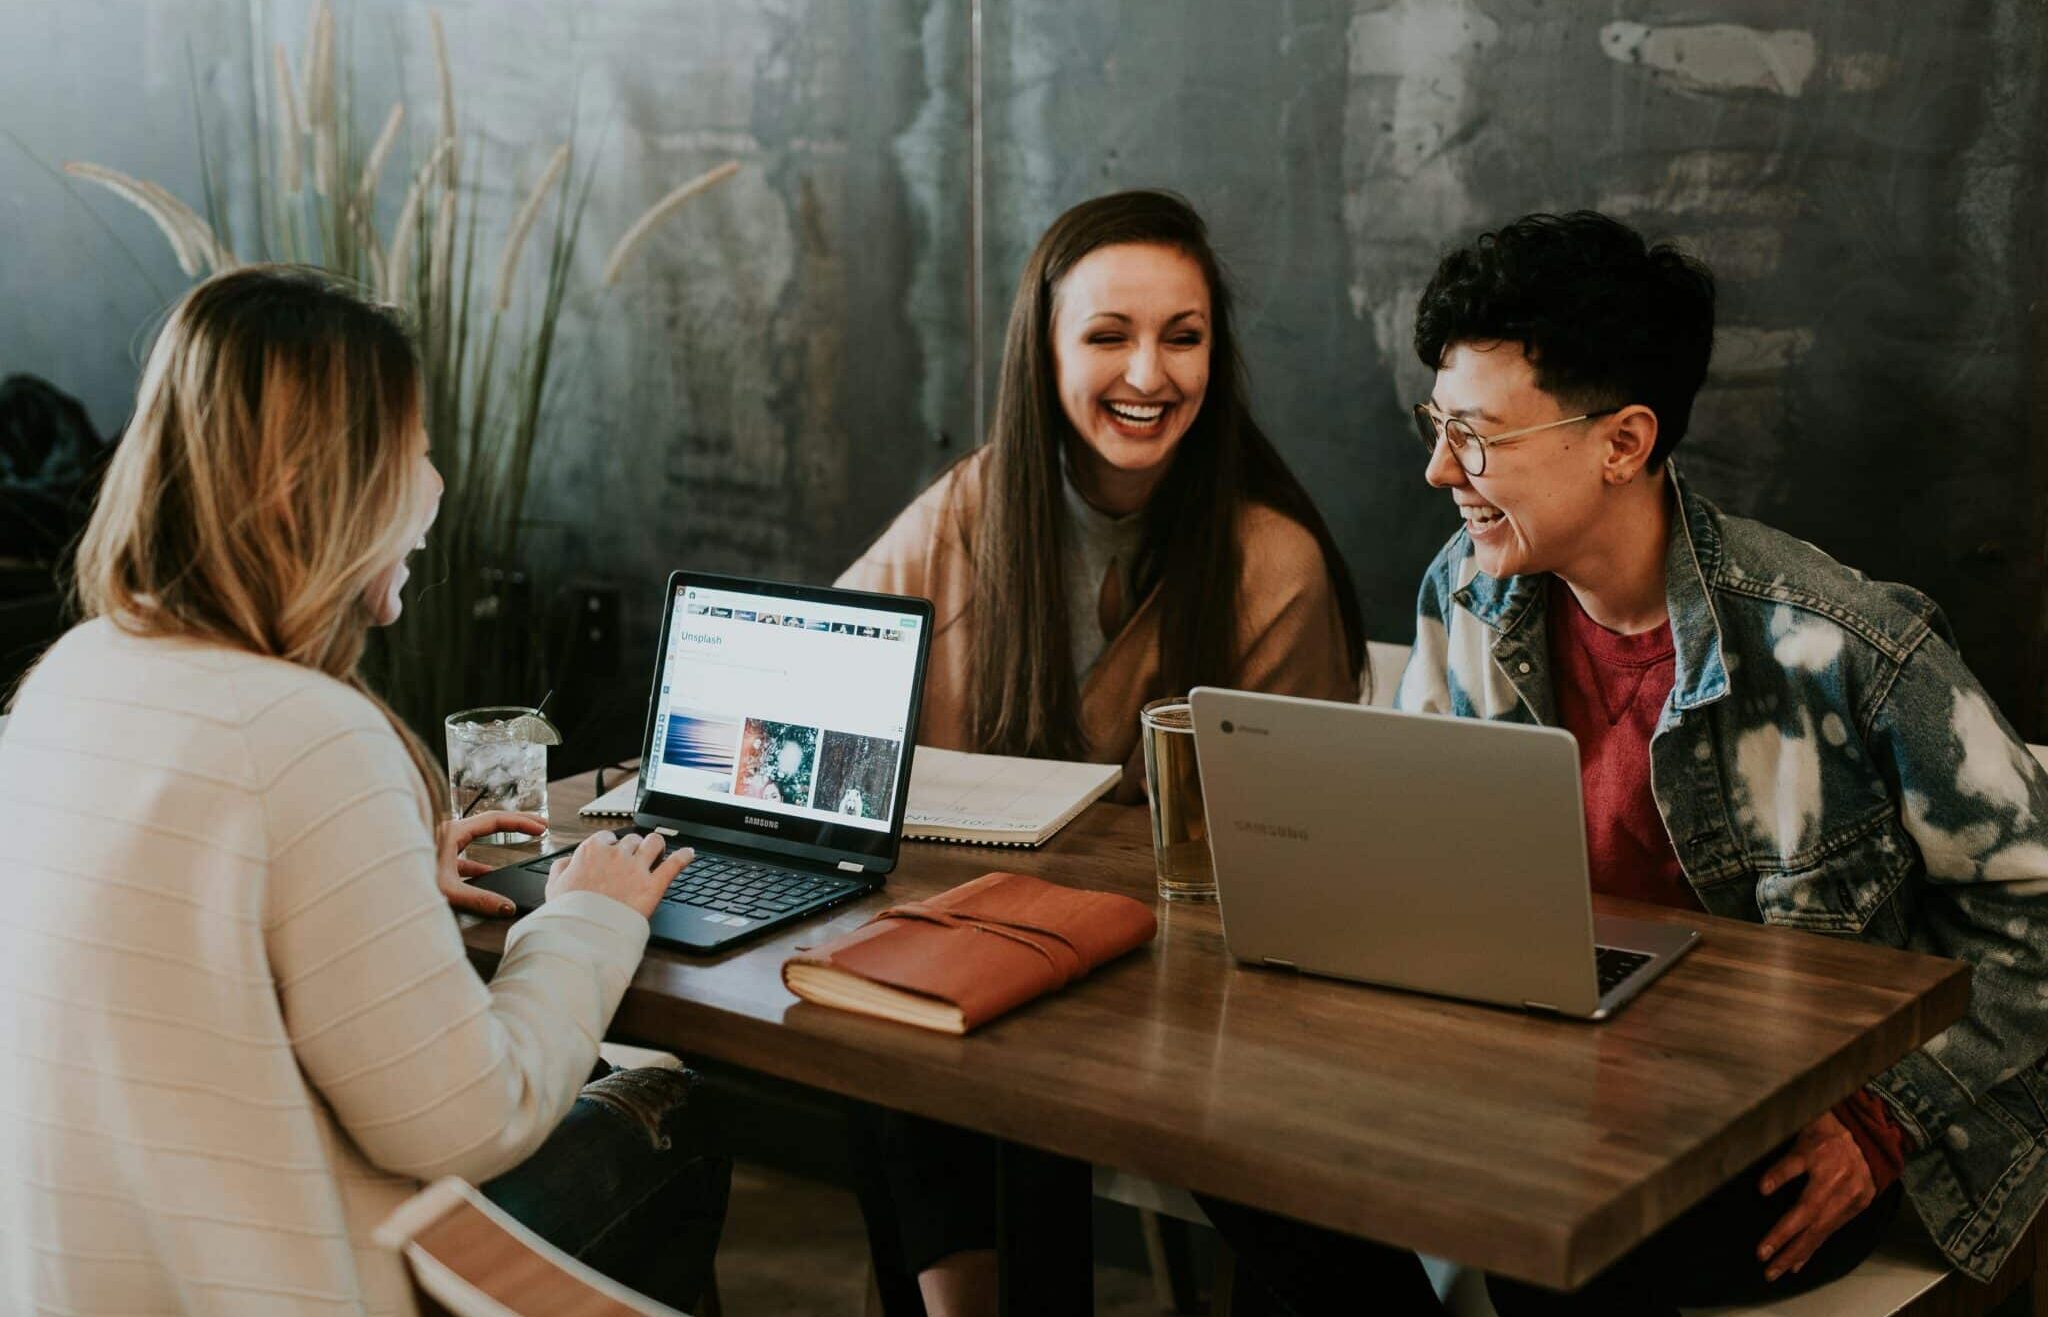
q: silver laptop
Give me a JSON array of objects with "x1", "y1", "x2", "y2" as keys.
[{"x1": 1189, "y1": 688, "x2": 1698, "y2": 1020}]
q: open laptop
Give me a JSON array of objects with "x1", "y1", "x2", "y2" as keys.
[
  {"x1": 474, "y1": 572, "x2": 933, "y2": 952},
  {"x1": 1188, "y1": 688, "x2": 1698, "y2": 1019}
]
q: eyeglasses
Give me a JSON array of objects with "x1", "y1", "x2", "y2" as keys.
[{"x1": 1411, "y1": 402, "x2": 1617, "y2": 477}]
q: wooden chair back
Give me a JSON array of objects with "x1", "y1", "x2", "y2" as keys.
[{"x1": 375, "y1": 1177, "x2": 691, "y2": 1317}]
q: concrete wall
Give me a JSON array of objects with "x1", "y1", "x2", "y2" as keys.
[
  {"x1": 1, "y1": 0, "x2": 250, "y2": 438},
  {"x1": 5, "y1": 1, "x2": 2044, "y2": 733},
  {"x1": 3, "y1": 0, "x2": 970, "y2": 732},
  {"x1": 981, "y1": 0, "x2": 2048, "y2": 733}
]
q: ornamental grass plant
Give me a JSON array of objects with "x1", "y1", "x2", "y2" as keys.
[{"x1": 58, "y1": 3, "x2": 738, "y2": 742}]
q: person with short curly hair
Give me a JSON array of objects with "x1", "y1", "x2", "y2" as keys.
[{"x1": 1201, "y1": 211, "x2": 2048, "y2": 1315}]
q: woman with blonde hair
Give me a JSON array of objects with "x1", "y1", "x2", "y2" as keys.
[{"x1": 0, "y1": 266, "x2": 726, "y2": 1315}]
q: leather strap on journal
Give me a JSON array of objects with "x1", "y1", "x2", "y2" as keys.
[
  {"x1": 870, "y1": 901, "x2": 1089, "y2": 984},
  {"x1": 782, "y1": 871, "x2": 1157, "y2": 1030}
]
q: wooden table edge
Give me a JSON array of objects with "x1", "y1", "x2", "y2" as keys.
[
  {"x1": 1560, "y1": 955, "x2": 1969, "y2": 1285},
  {"x1": 459, "y1": 936, "x2": 1969, "y2": 1290},
  {"x1": 464, "y1": 770, "x2": 1975, "y2": 1289}
]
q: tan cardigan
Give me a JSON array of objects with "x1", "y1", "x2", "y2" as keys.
[{"x1": 838, "y1": 450, "x2": 1360, "y2": 799}]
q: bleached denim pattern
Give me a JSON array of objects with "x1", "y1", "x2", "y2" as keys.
[{"x1": 1397, "y1": 471, "x2": 2048, "y2": 1281}]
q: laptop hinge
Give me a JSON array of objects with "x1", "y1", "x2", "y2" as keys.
[
  {"x1": 1261, "y1": 957, "x2": 1298, "y2": 970},
  {"x1": 837, "y1": 860, "x2": 865, "y2": 873}
]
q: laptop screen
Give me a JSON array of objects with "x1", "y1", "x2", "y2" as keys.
[{"x1": 636, "y1": 574, "x2": 932, "y2": 866}]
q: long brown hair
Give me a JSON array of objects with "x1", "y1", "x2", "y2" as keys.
[
  {"x1": 968, "y1": 190, "x2": 1363, "y2": 758},
  {"x1": 72, "y1": 265, "x2": 449, "y2": 817}
]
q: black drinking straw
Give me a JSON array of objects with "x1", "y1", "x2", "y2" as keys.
[{"x1": 458, "y1": 690, "x2": 555, "y2": 818}]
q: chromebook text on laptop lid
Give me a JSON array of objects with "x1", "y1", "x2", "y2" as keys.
[
  {"x1": 1188, "y1": 688, "x2": 1696, "y2": 1020},
  {"x1": 634, "y1": 572, "x2": 935, "y2": 872}
]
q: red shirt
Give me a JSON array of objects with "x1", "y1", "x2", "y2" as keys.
[
  {"x1": 1546, "y1": 578, "x2": 1694, "y2": 910},
  {"x1": 1546, "y1": 578, "x2": 1909, "y2": 1190}
]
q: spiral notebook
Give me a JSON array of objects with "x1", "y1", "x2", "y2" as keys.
[
  {"x1": 901, "y1": 748, "x2": 1120, "y2": 847},
  {"x1": 579, "y1": 774, "x2": 644, "y2": 819},
  {"x1": 580, "y1": 748, "x2": 1119, "y2": 848}
]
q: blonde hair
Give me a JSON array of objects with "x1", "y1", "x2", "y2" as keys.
[{"x1": 74, "y1": 264, "x2": 449, "y2": 817}]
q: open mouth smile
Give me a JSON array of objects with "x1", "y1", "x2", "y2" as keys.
[
  {"x1": 1459, "y1": 503, "x2": 1509, "y2": 541},
  {"x1": 1102, "y1": 399, "x2": 1172, "y2": 435}
]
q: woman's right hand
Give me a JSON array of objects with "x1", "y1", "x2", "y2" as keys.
[{"x1": 545, "y1": 830, "x2": 694, "y2": 920}]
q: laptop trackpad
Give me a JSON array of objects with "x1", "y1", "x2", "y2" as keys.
[{"x1": 471, "y1": 857, "x2": 558, "y2": 912}]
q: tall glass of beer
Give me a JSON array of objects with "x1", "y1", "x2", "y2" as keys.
[{"x1": 1140, "y1": 697, "x2": 1214, "y2": 902}]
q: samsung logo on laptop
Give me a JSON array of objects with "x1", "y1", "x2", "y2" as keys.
[
  {"x1": 744, "y1": 815, "x2": 782, "y2": 831},
  {"x1": 1236, "y1": 820, "x2": 1310, "y2": 842}
]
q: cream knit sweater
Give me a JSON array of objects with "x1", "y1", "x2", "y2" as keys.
[{"x1": 0, "y1": 620, "x2": 650, "y2": 1315}]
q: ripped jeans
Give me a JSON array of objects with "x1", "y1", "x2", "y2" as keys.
[{"x1": 481, "y1": 1062, "x2": 731, "y2": 1312}]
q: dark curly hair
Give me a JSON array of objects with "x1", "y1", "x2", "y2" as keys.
[{"x1": 1413, "y1": 211, "x2": 1715, "y2": 468}]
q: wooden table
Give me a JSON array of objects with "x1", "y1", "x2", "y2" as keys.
[{"x1": 464, "y1": 769, "x2": 1969, "y2": 1299}]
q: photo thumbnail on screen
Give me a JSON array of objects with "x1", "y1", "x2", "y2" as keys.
[
  {"x1": 659, "y1": 709, "x2": 741, "y2": 793},
  {"x1": 814, "y1": 731, "x2": 904, "y2": 820},
  {"x1": 736, "y1": 719, "x2": 820, "y2": 806}
]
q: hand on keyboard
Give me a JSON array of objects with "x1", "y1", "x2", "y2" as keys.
[{"x1": 545, "y1": 829, "x2": 696, "y2": 920}]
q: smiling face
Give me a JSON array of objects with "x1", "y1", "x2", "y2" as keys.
[
  {"x1": 1050, "y1": 241, "x2": 1212, "y2": 512},
  {"x1": 362, "y1": 420, "x2": 444, "y2": 626},
  {"x1": 1423, "y1": 340, "x2": 1619, "y2": 581}
]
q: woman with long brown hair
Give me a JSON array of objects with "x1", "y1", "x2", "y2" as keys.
[
  {"x1": 841, "y1": 191, "x2": 1363, "y2": 1315},
  {"x1": 841, "y1": 189, "x2": 1363, "y2": 799},
  {"x1": 0, "y1": 266, "x2": 726, "y2": 1314}
]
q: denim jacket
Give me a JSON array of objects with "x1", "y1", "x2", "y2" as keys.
[{"x1": 1395, "y1": 470, "x2": 2048, "y2": 1282}]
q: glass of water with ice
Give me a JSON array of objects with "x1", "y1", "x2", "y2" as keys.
[{"x1": 444, "y1": 706, "x2": 555, "y2": 845}]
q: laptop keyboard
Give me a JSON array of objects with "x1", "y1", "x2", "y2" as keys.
[
  {"x1": 517, "y1": 832, "x2": 860, "y2": 925},
  {"x1": 1594, "y1": 945, "x2": 1654, "y2": 996},
  {"x1": 661, "y1": 853, "x2": 859, "y2": 922}
]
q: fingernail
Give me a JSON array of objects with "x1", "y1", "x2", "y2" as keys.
[
  {"x1": 1759, "y1": 1246, "x2": 1773, "y2": 1261},
  {"x1": 500, "y1": 901, "x2": 516, "y2": 914}
]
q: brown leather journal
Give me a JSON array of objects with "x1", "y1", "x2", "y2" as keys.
[{"x1": 781, "y1": 872, "x2": 1158, "y2": 1033}]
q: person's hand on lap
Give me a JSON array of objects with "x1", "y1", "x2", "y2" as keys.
[{"x1": 1757, "y1": 1110, "x2": 1876, "y2": 1282}]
